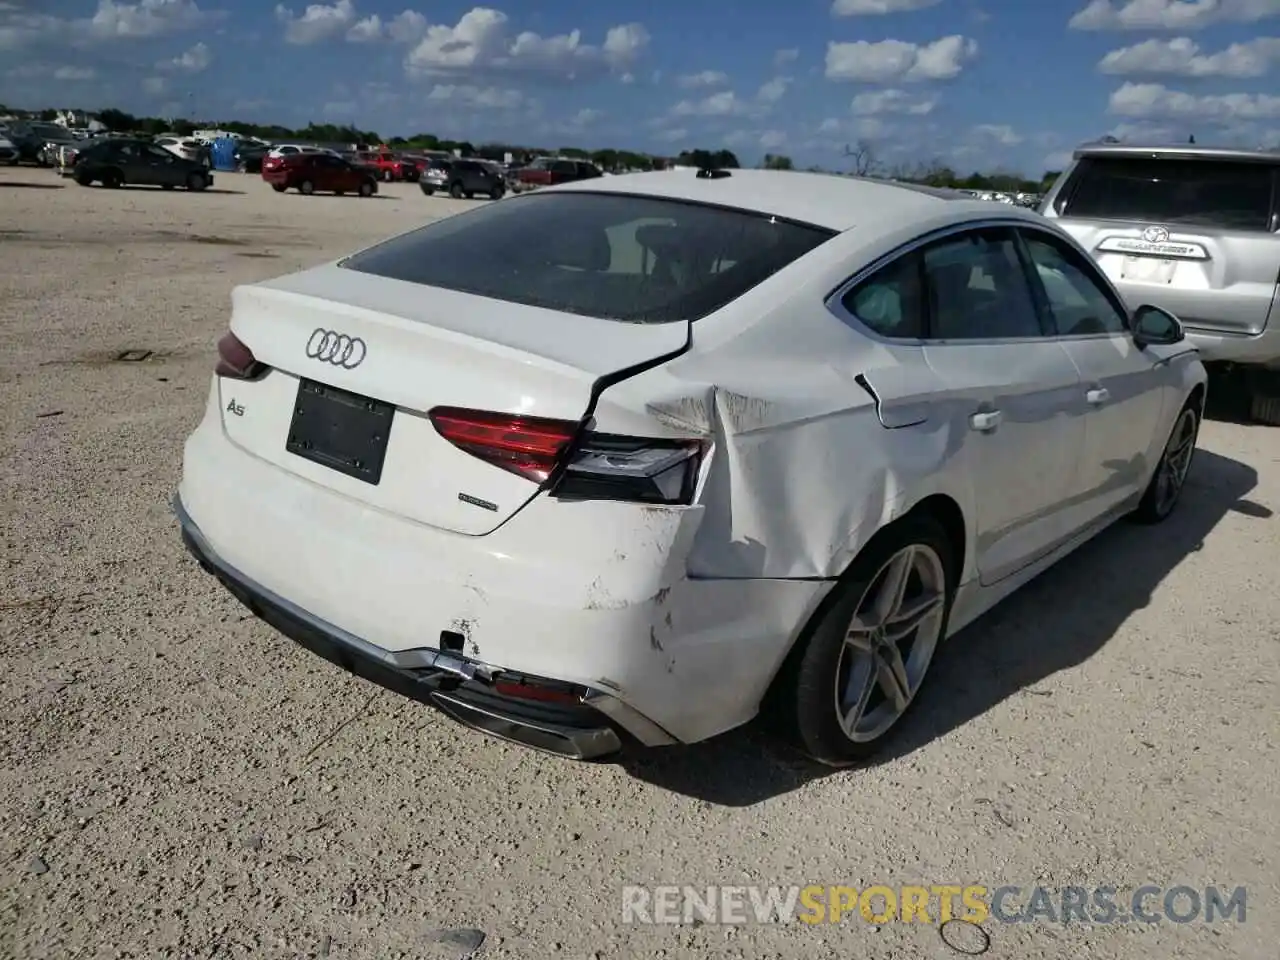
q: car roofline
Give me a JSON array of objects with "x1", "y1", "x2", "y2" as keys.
[{"x1": 1072, "y1": 143, "x2": 1280, "y2": 165}]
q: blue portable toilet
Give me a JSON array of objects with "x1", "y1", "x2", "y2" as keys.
[{"x1": 211, "y1": 137, "x2": 237, "y2": 171}]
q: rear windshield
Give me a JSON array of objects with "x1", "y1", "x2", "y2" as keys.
[
  {"x1": 340, "y1": 192, "x2": 836, "y2": 324},
  {"x1": 1061, "y1": 157, "x2": 1277, "y2": 231}
]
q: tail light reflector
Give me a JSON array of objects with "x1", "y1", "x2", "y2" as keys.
[
  {"x1": 215, "y1": 331, "x2": 266, "y2": 380},
  {"x1": 428, "y1": 407, "x2": 705, "y2": 505}
]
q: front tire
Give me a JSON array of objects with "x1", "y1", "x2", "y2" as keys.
[
  {"x1": 299, "y1": 180, "x2": 315, "y2": 195},
  {"x1": 775, "y1": 514, "x2": 955, "y2": 766},
  {"x1": 102, "y1": 169, "x2": 124, "y2": 188},
  {"x1": 449, "y1": 181, "x2": 464, "y2": 199},
  {"x1": 420, "y1": 186, "x2": 435, "y2": 196},
  {"x1": 358, "y1": 180, "x2": 374, "y2": 197},
  {"x1": 1131, "y1": 401, "x2": 1200, "y2": 524},
  {"x1": 271, "y1": 183, "x2": 287, "y2": 193},
  {"x1": 489, "y1": 185, "x2": 504, "y2": 200},
  {"x1": 186, "y1": 172, "x2": 207, "y2": 191}
]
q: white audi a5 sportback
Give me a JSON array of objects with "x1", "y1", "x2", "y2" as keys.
[{"x1": 176, "y1": 168, "x2": 1206, "y2": 765}]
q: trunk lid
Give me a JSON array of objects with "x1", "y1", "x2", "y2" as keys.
[{"x1": 219, "y1": 265, "x2": 687, "y2": 535}]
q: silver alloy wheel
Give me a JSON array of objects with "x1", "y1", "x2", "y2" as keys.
[
  {"x1": 1153, "y1": 408, "x2": 1196, "y2": 516},
  {"x1": 834, "y1": 543, "x2": 947, "y2": 743}
]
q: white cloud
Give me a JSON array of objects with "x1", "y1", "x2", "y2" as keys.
[
  {"x1": 1069, "y1": 0, "x2": 1280, "y2": 31},
  {"x1": 774, "y1": 47, "x2": 799, "y2": 68},
  {"x1": 850, "y1": 88, "x2": 936, "y2": 115},
  {"x1": 567, "y1": 107, "x2": 602, "y2": 127},
  {"x1": 826, "y1": 35, "x2": 978, "y2": 82},
  {"x1": 654, "y1": 127, "x2": 688, "y2": 143},
  {"x1": 157, "y1": 40, "x2": 211, "y2": 72},
  {"x1": 1042, "y1": 151, "x2": 1073, "y2": 171},
  {"x1": 53, "y1": 65, "x2": 97, "y2": 81},
  {"x1": 403, "y1": 8, "x2": 648, "y2": 79},
  {"x1": 1099, "y1": 36, "x2": 1280, "y2": 77},
  {"x1": 275, "y1": 0, "x2": 355, "y2": 45},
  {"x1": 832, "y1": 0, "x2": 943, "y2": 14},
  {"x1": 342, "y1": 9, "x2": 427, "y2": 43},
  {"x1": 426, "y1": 83, "x2": 528, "y2": 110},
  {"x1": 756, "y1": 76, "x2": 792, "y2": 103},
  {"x1": 669, "y1": 91, "x2": 753, "y2": 117},
  {"x1": 758, "y1": 129, "x2": 788, "y2": 149},
  {"x1": 1109, "y1": 81, "x2": 1280, "y2": 120},
  {"x1": 0, "y1": 0, "x2": 218, "y2": 49},
  {"x1": 142, "y1": 75, "x2": 168, "y2": 94},
  {"x1": 971, "y1": 123, "x2": 1022, "y2": 146},
  {"x1": 677, "y1": 70, "x2": 728, "y2": 88}
]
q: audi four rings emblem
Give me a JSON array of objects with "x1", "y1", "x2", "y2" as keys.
[
  {"x1": 1141, "y1": 226, "x2": 1170, "y2": 244},
  {"x1": 305, "y1": 328, "x2": 367, "y2": 368}
]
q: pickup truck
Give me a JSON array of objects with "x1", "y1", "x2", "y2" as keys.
[{"x1": 513, "y1": 157, "x2": 603, "y2": 192}]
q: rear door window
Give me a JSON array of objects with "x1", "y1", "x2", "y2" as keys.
[
  {"x1": 341, "y1": 192, "x2": 835, "y2": 324},
  {"x1": 1061, "y1": 157, "x2": 1277, "y2": 232}
]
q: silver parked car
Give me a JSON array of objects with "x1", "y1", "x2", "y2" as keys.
[{"x1": 1041, "y1": 144, "x2": 1280, "y2": 423}]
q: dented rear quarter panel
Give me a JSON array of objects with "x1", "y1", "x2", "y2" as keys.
[{"x1": 592, "y1": 214, "x2": 985, "y2": 585}]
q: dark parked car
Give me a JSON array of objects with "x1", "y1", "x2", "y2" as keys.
[
  {"x1": 419, "y1": 158, "x2": 505, "y2": 199},
  {"x1": 234, "y1": 142, "x2": 270, "y2": 173},
  {"x1": 73, "y1": 138, "x2": 213, "y2": 190},
  {"x1": 262, "y1": 153, "x2": 377, "y2": 196}
]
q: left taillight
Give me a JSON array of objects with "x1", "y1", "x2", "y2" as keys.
[
  {"x1": 428, "y1": 406, "x2": 705, "y2": 506},
  {"x1": 215, "y1": 331, "x2": 266, "y2": 380}
]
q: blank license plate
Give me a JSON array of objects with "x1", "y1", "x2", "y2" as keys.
[
  {"x1": 1120, "y1": 255, "x2": 1176, "y2": 284},
  {"x1": 285, "y1": 379, "x2": 394, "y2": 485}
]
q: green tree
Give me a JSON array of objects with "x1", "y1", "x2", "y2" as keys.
[{"x1": 762, "y1": 153, "x2": 793, "y2": 170}]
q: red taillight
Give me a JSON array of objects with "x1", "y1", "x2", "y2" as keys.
[
  {"x1": 429, "y1": 407, "x2": 578, "y2": 484},
  {"x1": 215, "y1": 331, "x2": 265, "y2": 380}
]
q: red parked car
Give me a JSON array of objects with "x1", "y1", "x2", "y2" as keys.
[
  {"x1": 262, "y1": 153, "x2": 379, "y2": 197},
  {"x1": 366, "y1": 148, "x2": 417, "y2": 182}
]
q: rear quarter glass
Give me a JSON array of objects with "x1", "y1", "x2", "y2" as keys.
[{"x1": 339, "y1": 192, "x2": 835, "y2": 324}]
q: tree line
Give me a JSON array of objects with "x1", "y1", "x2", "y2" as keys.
[{"x1": 2, "y1": 104, "x2": 1056, "y2": 188}]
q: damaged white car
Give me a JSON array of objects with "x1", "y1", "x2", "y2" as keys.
[{"x1": 175, "y1": 168, "x2": 1206, "y2": 765}]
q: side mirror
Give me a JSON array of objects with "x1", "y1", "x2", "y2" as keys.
[{"x1": 1132, "y1": 304, "x2": 1185, "y2": 348}]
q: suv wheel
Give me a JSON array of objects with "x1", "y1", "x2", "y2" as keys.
[
  {"x1": 449, "y1": 181, "x2": 464, "y2": 199},
  {"x1": 359, "y1": 180, "x2": 375, "y2": 197},
  {"x1": 299, "y1": 179, "x2": 315, "y2": 195}
]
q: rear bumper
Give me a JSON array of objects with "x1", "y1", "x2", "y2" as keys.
[
  {"x1": 1183, "y1": 326, "x2": 1280, "y2": 367},
  {"x1": 176, "y1": 386, "x2": 827, "y2": 746},
  {"x1": 177, "y1": 495, "x2": 646, "y2": 759}
]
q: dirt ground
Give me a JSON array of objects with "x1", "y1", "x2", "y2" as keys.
[{"x1": 1, "y1": 165, "x2": 1277, "y2": 960}]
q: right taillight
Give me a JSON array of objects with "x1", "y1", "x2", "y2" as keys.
[
  {"x1": 428, "y1": 407, "x2": 704, "y2": 505},
  {"x1": 554, "y1": 434, "x2": 704, "y2": 505},
  {"x1": 215, "y1": 331, "x2": 266, "y2": 380}
]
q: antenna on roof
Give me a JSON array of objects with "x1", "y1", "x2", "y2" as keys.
[
  {"x1": 695, "y1": 167, "x2": 731, "y2": 180},
  {"x1": 1188, "y1": 134, "x2": 1196, "y2": 144}
]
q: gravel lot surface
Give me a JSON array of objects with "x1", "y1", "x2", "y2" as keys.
[{"x1": 1, "y1": 166, "x2": 1277, "y2": 960}]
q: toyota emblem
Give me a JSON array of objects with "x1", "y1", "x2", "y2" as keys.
[
  {"x1": 305, "y1": 328, "x2": 366, "y2": 369},
  {"x1": 1140, "y1": 226, "x2": 1170, "y2": 244}
]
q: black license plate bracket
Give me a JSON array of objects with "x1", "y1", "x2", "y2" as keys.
[{"x1": 286, "y1": 379, "x2": 394, "y2": 485}]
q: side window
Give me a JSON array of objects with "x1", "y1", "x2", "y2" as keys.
[
  {"x1": 921, "y1": 229, "x2": 1045, "y2": 340},
  {"x1": 552, "y1": 160, "x2": 577, "y2": 176},
  {"x1": 1020, "y1": 231, "x2": 1129, "y2": 336},
  {"x1": 840, "y1": 252, "x2": 925, "y2": 339}
]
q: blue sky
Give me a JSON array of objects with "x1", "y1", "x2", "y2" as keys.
[{"x1": 3, "y1": 0, "x2": 1280, "y2": 174}]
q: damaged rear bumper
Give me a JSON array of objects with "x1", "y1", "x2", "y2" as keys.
[{"x1": 175, "y1": 496, "x2": 670, "y2": 760}]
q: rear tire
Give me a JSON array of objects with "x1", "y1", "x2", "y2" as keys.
[
  {"x1": 773, "y1": 514, "x2": 955, "y2": 766},
  {"x1": 420, "y1": 186, "x2": 434, "y2": 196},
  {"x1": 359, "y1": 180, "x2": 374, "y2": 197},
  {"x1": 186, "y1": 172, "x2": 207, "y2": 191},
  {"x1": 1131, "y1": 400, "x2": 1200, "y2": 524},
  {"x1": 75, "y1": 173, "x2": 94, "y2": 187},
  {"x1": 489, "y1": 185, "x2": 504, "y2": 200},
  {"x1": 102, "y1": 169, "x2": 124, "y2": 188},
  {"x1": 271, "y1": 183, "x2": 287, "y2": 193},
  {"x1": 299, "y1": 180, "x2": 315, "y2": 195},
  {"x1": 449, "y1": 181, "x2": 464, "y2": 199}
]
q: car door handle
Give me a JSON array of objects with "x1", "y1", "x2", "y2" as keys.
[
  {"x1": 970, "y1": 410, "x2": 1002, "y2": 432},
  {"x1": 1086, "y1": 387, "x2": 1110, "y2": 405}
]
